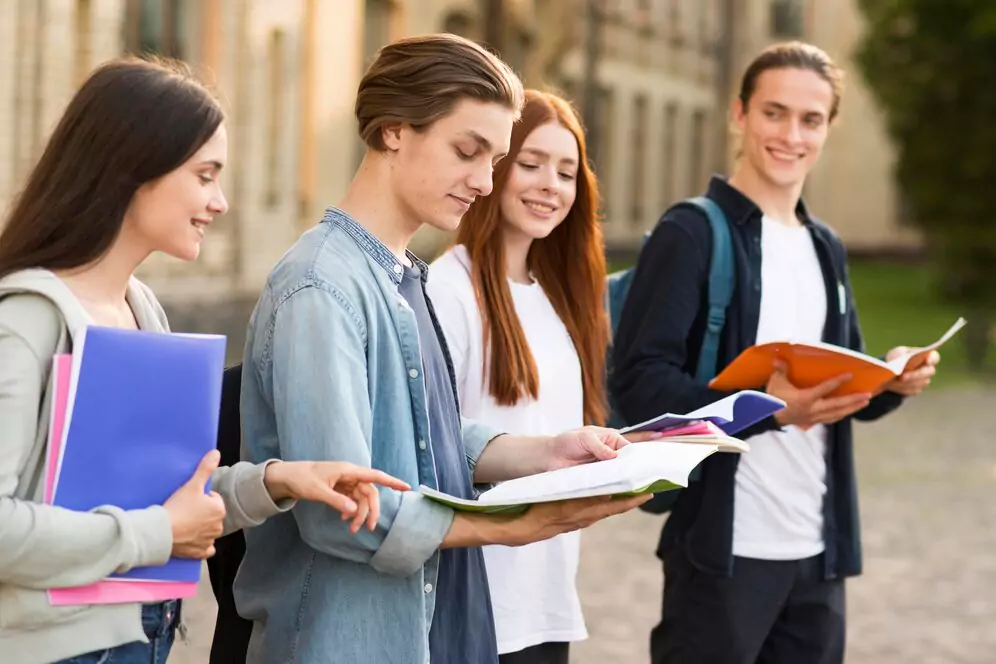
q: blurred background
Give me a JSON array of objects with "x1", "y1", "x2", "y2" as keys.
[{"x1": 2, "y1": 1, "x2": 994, "y2": 662}]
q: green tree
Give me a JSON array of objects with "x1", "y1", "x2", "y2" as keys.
[{"x1": 856, "y1": 0, "x2": 996, "y2": 369}]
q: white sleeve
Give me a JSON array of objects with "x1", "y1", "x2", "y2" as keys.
[{"x1": 425, "y1": 266, "x2": 477, "y2": 402}]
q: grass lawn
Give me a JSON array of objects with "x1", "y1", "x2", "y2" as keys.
[
  {"x1": 848, "y1": 260, "x2": 988, "y2": 388},
  {"x1": 607, "y1": 258, "x2": 989, "y2": 389}
]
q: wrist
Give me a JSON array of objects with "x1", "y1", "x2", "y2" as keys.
[
  {"x1": 262, "y1": 461, "x2": 290, "y2": 501},
  {"x1": 442, "y1": 511, "x2": 519, "y2": 549}
]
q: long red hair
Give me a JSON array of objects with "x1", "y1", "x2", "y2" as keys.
[{"x1": 455, "y1": 89, "x2": 609, "y2": 425}]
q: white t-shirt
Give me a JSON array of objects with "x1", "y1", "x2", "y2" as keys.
[
  {"x1": 427, "y1": 245, "x2": 588, "y2": 654},
  {"x1": 732, "y1": 216, "x2": 830, "y2": 561}
]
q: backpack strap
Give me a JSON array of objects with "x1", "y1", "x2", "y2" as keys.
[{"x1": 684, "y1": 196, "x2": 735, "y2": 384}]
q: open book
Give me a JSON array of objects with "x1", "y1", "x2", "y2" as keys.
[
  {"x1": 420, "y1": 441, "x2": 719, "y2": 514},
  {"x1": 709, "y1": 318, "x2": 965, "y2": 396}
]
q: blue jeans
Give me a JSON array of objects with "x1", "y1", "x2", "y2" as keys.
[{"x1": 55, "y1": 600, "x2": 181, "y2": 664}]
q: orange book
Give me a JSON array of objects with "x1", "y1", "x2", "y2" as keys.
[{"x1": 709, "y1": 318, "x2": 965, "y2": 397}]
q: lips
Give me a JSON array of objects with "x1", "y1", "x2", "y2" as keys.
[
  {"x1": 766, "y1": 147, "x2": 803, "y2": 163},
  {"x1": 451, "y1": 195, "x2": 474, "y2": 209}
]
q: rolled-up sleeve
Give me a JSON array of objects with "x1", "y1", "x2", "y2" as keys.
[{"x1": 263, "y1": 284, "x2": 453, "y2": 577}]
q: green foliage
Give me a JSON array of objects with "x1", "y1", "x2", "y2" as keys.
[{"x1": 855, "y1": 0, "x2": 996, "y2": 313}]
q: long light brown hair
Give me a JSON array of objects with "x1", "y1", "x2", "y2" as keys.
[{"x1": 455, "y1": 89, "x2": 608, "y2": 425}]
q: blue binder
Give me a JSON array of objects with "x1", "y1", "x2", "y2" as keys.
[{"x1": 53, "y1": 326, "x2": 226, "y2": 582}]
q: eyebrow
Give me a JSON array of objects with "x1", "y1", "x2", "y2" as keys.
[
  {"x1": 199, "y1": 160, "x2": 225, "y2": 171},
  {"x1": 519, "y1": 147, "x2": 578, "y2": 166},
  {"x1": 462, "y1": 130, "x2": 508, "y2": 159},
  {"x1": 762, "y1": 101, "x2": 826, "y2": 118}
]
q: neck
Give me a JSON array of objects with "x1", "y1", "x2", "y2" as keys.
[
  {"x1": 502, "y1": 226, "x2": 534, "y2": 285},
  {"x1": 55, "y1": 234, "x2": 148, "y2": 304},
  {"x1": 728, "y1": 162, "x2": 804, "y2": 226},
  {"x1": 338, "y1": 152, "x2": 422, "y2": 264}
]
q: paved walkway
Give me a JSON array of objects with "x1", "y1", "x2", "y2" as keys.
[{"x1": 169, "y1": 387, "x2": 996, "y2": 663}]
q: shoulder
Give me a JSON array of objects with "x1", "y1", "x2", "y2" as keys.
[
  {"x1": 0, "y1": 292, "x2": 64, "y2": 359},
  {"x1": 807, "y1": 216, "x2": 847, "y2": 259},
  {"x1": 128, "y1": 277, "x2": 170, "y2": 332},
  {"x1": 427, "y1": 246, "x2": 474, "y2": 297}
]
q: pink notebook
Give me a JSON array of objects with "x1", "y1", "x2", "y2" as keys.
[{"x1": 45, "y1": 354, "x2": 197, "y2": 606}]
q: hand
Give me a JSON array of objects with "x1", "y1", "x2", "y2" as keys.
[
  {"x1": 546, "y1": 426, "x2": 644, "y2": 472},
  {"x1": 263, "y1": 462, "x2": 410, "y2": 534},
  {"x1": 883, "y1": 347, "x2": 940, "y2": 396},
  {"x1": 164, "y1": 450, "x2": 226, "y2": 559},
  {"x1": 766, "y1": 360, "x2": 871, "y2": 428},
  {"x1": 442, "y1": 493, "x2": 653, "y2": 549},
  {"x1": 499, "y1": 494, "x2": 653, "y2": 547}
]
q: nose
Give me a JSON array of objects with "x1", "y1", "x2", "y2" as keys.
[
  {"x1": 539, "y1": 164, "x2": 560, "y2": 192},
  {"x1": 209, "y1": 185, "x2": 229, "y2": 216},
  {"x1": 783, "y1": 118, "x2": 803, "y2": 144},
  {"x1": 467, "y1": 162, "x2": 494, "y2": 197}
]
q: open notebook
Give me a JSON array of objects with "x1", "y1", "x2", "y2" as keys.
[
  {"x1": 420, "y1": 441, "x2": 718, "y2": 514},
  {"x1": 710, "y1": 318, "x2": 965, "y2": 396}
]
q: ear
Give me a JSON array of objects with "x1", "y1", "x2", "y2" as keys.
[
  {"x1": 381, "y1": 123, "x2": 405, "y2": 152},
  {"x1": 732, "y1": 97, "x2": 747, "y2": 131}
]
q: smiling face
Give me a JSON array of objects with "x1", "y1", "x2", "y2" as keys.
[
  {"x1": 123, "y1": 124, "x2": 229, "y2": 261},
  {"x1": 499, "y1": 121, "x2": 579, "y2": 243},
  {"x1": 735, "y1": 66, "x2": 834, "y2": 192},
  {"x1": 383, "y1": 98, "x2": 516, "y2": 233}
]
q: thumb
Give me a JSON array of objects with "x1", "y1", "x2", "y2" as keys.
[{"x1": 186, "y1": 450, "x2": 221, "y2": 493}]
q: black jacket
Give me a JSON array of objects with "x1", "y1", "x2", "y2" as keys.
[{"x1": 609, "y1": 176, "x2": 904, "y2": 579}]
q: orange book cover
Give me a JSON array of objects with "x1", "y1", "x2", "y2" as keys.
[{"x1": 709, "y1": 318, "x2": 965, "y2": 397}]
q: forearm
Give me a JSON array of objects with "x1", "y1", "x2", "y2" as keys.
[
  {"x1": 472, "y1": 434, "x2": 555, "y2": 484},
  {"x1": 440, "y1": 511, "x2": 519, "y2": 549}
]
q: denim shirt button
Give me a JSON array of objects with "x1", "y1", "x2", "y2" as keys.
[
  {"x1": 409, "y1": 368, "x2": 419, "y2": 379},
  {"x1": 419, "y1": 439, "x2": 427, "y2": 450},
  {"x1": 393, "y1": 264, "x2": 403, "y2": 275},
  {"x1": 424, "y1": 583, "x2": 433, "y2": 593}
]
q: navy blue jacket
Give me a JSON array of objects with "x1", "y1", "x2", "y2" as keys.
[{"x1": 609, "y1": 176, "x2": 904, "y2": 579}]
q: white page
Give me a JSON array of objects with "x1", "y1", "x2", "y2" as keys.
[
  {"x1": 474, "y1": 442, "x2": 717, "y2": 506},
  {"x1": 885, "y1": 317, "x2": 966, "y2": 374}
]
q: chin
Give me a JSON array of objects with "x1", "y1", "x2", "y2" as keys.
[
  {"x1": 165, "y1": 244, "x2": 201, "y2": 263},
  {"x1": 423, "y1": 213, "x2": 465, "y2": 234}
]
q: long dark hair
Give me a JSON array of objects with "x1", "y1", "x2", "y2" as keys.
[{"x1": 0, "y1": 57, "x2": 224, "y2": 279}]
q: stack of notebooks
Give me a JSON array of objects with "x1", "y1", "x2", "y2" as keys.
[
  {"x1": 44, "y1": 326, "x2": 226, "y2": 606},
  {"x1": 420, "y1": 390, "x2": 787, "y2": 514}
]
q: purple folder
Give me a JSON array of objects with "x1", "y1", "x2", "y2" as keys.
[
  {"x1": 53, "y1": 326, "x2": 226, "y2": 583},
  {"x1": 619, "y1": 390, "x2": 786, "y2": 436}
]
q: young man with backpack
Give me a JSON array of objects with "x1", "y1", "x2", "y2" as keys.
[{"x1": 609, "y1": 42, "x2": 940, "y2": 664}]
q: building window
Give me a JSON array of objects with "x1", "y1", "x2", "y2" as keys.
[
  {"x1": 123, "y1": 0, "x2": 184, "y2": 58},
  {"x1": 771, "y1": 0, "x2": 804, "y2": 38},
  {"x1": 265, "y1": 29, "x2": 286, "y2": 208},
  {"x1": 661, "y1": 102, "x2": 678, "y2": 211},
  {"x1": 589, "y1": 87, "x2": 614, "y2": 211},
  {"x1": 689, "y1": 109, "x2": 707, "y2": 196},
  {"x1": 630, "y1": 94, "x2": 648, "y2": 226}
]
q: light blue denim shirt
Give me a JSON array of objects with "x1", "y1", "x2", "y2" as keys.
[{"x1": 235, "y1": 208, "x2": 503, "y2": 664}]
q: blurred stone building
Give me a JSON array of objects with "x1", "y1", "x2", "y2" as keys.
[{"x1": 0, "y1": 0, "x2": 918, "y2": 354}]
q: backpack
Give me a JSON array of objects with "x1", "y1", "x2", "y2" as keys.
[{"x1": 605, "y1": 196, "x2": 735, "y2": 514}]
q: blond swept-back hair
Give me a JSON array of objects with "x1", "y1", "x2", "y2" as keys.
[{"x1": 355, "y1": 33, "x2": 525, "y2": 150}]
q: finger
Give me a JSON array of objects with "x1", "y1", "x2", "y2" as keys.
[
  {"x1": 622, "y1": 430, "x2": 665, "y2": 443},
  {"x1": 205, "y1": 545, "x2": 216, "y2": 559},
  {"x1": 585, "y1": 432, "x2": 622, "y2": 459},
  {"x1": 813, "y1": 393, "x2": 871, "y2": 413},
  {"x1": 338, "y1": 466, "x2": 411, "y2": 491},
  {"x1": 808, "y1": 373, "x2": 854, "y2": 398},
  {"x1": 186, "y1": 450, "x2": 221, "y2": 493},
  {"x1": 812, "y1": 401, "x2": 870, "y2": 425},
  {"x1": 350, "y1": 500, "x2": 370, "y2": 534},
  {"x1": 362, "y1": 485, "x2": 381, "y2": 531},
  {"x1": 313, "y1": 484, "x2": 359, "y2": 516},
  {"x1": 772, "y1": 359, "x2": 789, "y2": 375}
]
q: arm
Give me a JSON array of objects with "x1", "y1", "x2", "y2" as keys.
[
  {"x1": 212, "y1": 461, "x2": 294, "y2": 535},
  {"x1": 610, "y1": 216, "x2": 780, "y2": 434},
  {"x1": 263, "y1": 285, "x2": 453, "y2": 578},
  {"x1": 0, "y1": 316, "x2": 172, "y2": 589}
]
